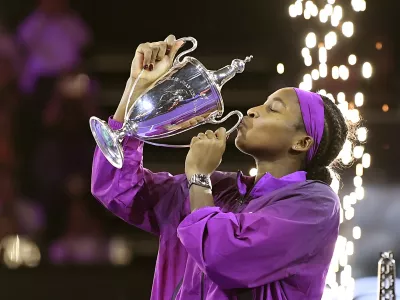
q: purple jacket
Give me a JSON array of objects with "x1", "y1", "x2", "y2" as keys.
[{"x1": 91, "y1": 118, "x2": 340, "y2": 300}]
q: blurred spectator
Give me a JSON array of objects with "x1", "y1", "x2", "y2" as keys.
[
  {"x1": 31, "y1": 71, "x2": 98, "y2": 205},
  {"x1": 0, "y1": 165, "x2": 45, "y2": 242},
  {"x1": 16, "y1": 0, "x2": 92, "y2": 197},
  {"x1": 0, "y1": 26, "x2": 20, "y2": 169},
  {"x1": 17, "y1": 0, "x2": 91, "y2": 95},
  {"x1": 48, "y1": 173, "x2": 110, "y2": 265}
]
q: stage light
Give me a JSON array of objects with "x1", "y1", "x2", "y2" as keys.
[
  {"x1": 348, "y1": 54, "x2": 357, "y2": 65},
  {"x1": 382, "y1": 104, "x2": 389, "y2": 112},
  {"x1": 356, "y1": 164, "x2": 363, "y2": 176},
  {"x1": 302, "y1": 47, "x2": 311, "y2": 57},
  {"x1": 311, "y1": 69, "x2": 320, "y2": 80},
  {"x1": 337, "y1": 92, "x2": 345, "y2": 103},
  {"x1": 303, "y1": 74, "x2": 313, "y2": 90},
  {"x1": 353, "y1": 176, "x2": 363, "y2": 187},
  {"x1": 345, "y1": 207, "x2": 355, "y2": 220},
  {"x1": 362, "y1": 62, "x2": 373, "y2": 78},
  {"x1": 346, "y1": 242, "x2": 354, "y2": 256},
  {"x1": 319, "y1": 9, "x2": 329, "y2": 23},
  {"x1": 351, "y1": 0, "x2": 364, "y2": 12},
  {"x1": 304, "y1": 55, "x2": 312, "y2": 66},
  {"x1": 376, "y1": 42, "x2": 383, "y2": 50},
  {"x1": 306, "y1": 32, "x2": 317, "y2": 48},
  {"x1": 359, "y1": 0, "x2": 366, "y2": 11},
  {"x1": 357, "y1": 127, "x2": 367, "y2": 142},
  {"x1": 362, "y1": 153, "x2": 371, "y2": 168},
  {"x1": 319, "y1": 63, "x2": 328, "y2": 78},
  {"x1": 310, "y1": 4, "x2": 318, "y2": 17},
  {"x1": 319, "y1": 47, "x2": 327, "y2": 63},
  {"x1": 332, "y1": 66, "x2": 339, "y2": 79},
  {"x1": 289, "y1": 4, "x2": 297, "y2": 18},
  {"x1": 339, "y1": 65, "x2": 349, "y2": 80},
  {"x1": 342, "y1": 22, "x2": 354, "y2": 38},
  {"x1": 325, "y1": 4, "x2": 333, "y2": 15},
  {"x1": 295, "y1": 1, "x2": 303, "y2": 15},
  {"x1": 325, "y1": 32, "x2": 338, "y2": 50},
  {"x1": 355, "y1": 186, "x2": 365, "y2": 200},
  {"x1": 355, "y1": 92, "x2": 364, "y2": 106},
  {"x1": 353, "y1": 227, "x2": 361, "y2": 240},
  {"x1": 304, "y1": 9, "x2": 311, "y2": 19},
  {"x1": 249, "y1": 168, "x2": 257, "y2": 176},
  {"x1": 353, "y1": 146, "x2": 364, "y2": 159},
  {"x1": 277, "y1": 63, "x2": 285, "y2": 74}
]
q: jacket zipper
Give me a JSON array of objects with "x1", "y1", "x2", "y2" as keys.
[
  {"x1": 238, "y1": 184, "x2": 255, "y2": 206},
  {"x1": 200, "y1": 272, "x2": 205, "y2": 300}
]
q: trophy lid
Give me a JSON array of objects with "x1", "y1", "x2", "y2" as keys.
[{"x1": 209, "y1": 56, "x2": 253, "y2": 89}]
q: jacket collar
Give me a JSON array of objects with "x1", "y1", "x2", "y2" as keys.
[{"x1": 236, "y1": 170, "x2": 307, "y2": 199}]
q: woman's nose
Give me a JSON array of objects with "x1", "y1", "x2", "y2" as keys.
[{"x1": 247, "y1": 107, "x2": 258, "y2": 118}]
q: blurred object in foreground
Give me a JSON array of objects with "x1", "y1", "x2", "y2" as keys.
[
  {"x1": 378, "y1": 251, "x2": 396, "y2": 300},
  {"x1": 0, "y1": 235, "x2": 41, "y2": 268}
]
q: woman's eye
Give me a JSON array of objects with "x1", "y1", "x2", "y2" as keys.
[{"x1": 268, "y1": 106, "x2": 278, "y2": 112}]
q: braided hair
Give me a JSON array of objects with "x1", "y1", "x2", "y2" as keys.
[{"x1": 304, "y1": 95, "x2": 352, "y2": 185}]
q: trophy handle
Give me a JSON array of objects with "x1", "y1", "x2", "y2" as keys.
[
  {"x1": 173, "y1": 37, "x2": 198, "y2": 66},
  {"x1": 208, "y1": 110, "x2": 244, "y2": 136},
  {"x1": 141, "y1": 111, "x2": 243, "y2": 148}
]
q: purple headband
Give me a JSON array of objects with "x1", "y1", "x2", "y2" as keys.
[{"x1": 293, "y1": 88, "x2": 325, "y2": 163}]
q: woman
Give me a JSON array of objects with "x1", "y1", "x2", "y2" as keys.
[{"x1": 91, "y1": 35, "x2": 349, "y2": 300}]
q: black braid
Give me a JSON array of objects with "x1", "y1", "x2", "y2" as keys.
[{"x1": 305, "y1": 95, "x2": 350, "y2": 185}]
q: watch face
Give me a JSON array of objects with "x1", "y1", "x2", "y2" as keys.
[
  {"x1": 197, "y1": 174, "x2": 208, "y2": 181},
  {"x1": 190, "y1": 174, "x2": 211, "y2": 187}
]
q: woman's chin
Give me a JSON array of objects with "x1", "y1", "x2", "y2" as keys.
[{"x1": 234, "y1": 134, "x2": 246, "y2": 152}]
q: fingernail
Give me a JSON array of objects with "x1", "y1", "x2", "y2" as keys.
[
  {"x1": 144, "y1": 65, "x2": 149, "y2": 70},
  {"x1": 180, "y1": 41, "x2": 186, "y2": 47},
  {"x1": 149, "y1": 64, "x2": 154, "y2": 71}
]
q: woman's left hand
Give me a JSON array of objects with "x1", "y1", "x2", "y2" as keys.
[{"x1": 185, "y1": 128, "x2": 227, "y2": 179}]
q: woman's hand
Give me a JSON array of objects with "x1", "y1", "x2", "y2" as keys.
[
  {"x1": 185, "y1": 128, "x2": 227, "y2": 179},
  {"x1": 114, "y1": 34, "x2": 185, "y2": 122},
  {"x1": 130, "y1": 34, "x2": 185, "y2": 89}
]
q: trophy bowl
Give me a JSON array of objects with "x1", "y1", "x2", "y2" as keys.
[{"x1": 90, "y1": 37, "x2": 252, "y2": 168}]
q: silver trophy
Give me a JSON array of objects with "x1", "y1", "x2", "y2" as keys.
[{"x1": 89, "y1": 37, "x2": 252, "y2": 168}]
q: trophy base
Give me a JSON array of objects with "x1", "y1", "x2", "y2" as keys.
[{"x1": 89, "y1": 117, "x2": 124, "y2": 169}]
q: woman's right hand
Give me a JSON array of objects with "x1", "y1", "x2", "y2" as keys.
[
  {"x1": 114, "y1": 34, "x2": 185, "y2": 122},
  {"x1": 130, "y1": 34, "x2": 185, "y2": 88}
]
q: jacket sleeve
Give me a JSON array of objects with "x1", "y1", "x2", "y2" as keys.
[
  {"x1": 91, "y1": 117, "x2": 188, "y2": 235},
  {"x1": 176, "y1": 185, "x2": 340, "y2": 289}
]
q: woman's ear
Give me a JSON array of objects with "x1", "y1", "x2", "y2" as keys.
[{"x1": 291, "y1": 136, "x2": 314, "y2": 152}]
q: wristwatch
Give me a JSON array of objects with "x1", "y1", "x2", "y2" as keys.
[{"x1": 188, "y1": 174, "x2": 212, "y2": 190}]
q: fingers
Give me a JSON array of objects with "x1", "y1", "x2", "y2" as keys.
[
  {"x1": 165, "y1": 34, "x2": 176, "y2": 55},
  {"x1": 169, "y1": 41, "x2": 185, "y2": 60},
  {"x1": 149, "y1": 45, "x2": 159, "y2": 70},
  {"x1": 205, "y1": 130, "x2": 215, "y2": 139},
  {"x1": 197, "y1": 133, "x2": 207, "y2": 139},
  {"x1": 190, "y1": 136, "x2": 200, "y2": 146},
  {"x1": 215, "y1": 127, "x2": 227, "y2": 141},
  {"x1": 136, "y1": 43, "x2": 152, "y2": 69},
  {"x1": 156, "y1": 42, "x2": 167, "y2": 61},
  {"x1": 196, "y1": 130, "x2": 216, "y2": 140},
  {"x1": 168, "y1": 36, "x2": 185, "y2": 60},
  {"x1": 135, "y1": 34, "x2": 183, "y2": 71}
]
